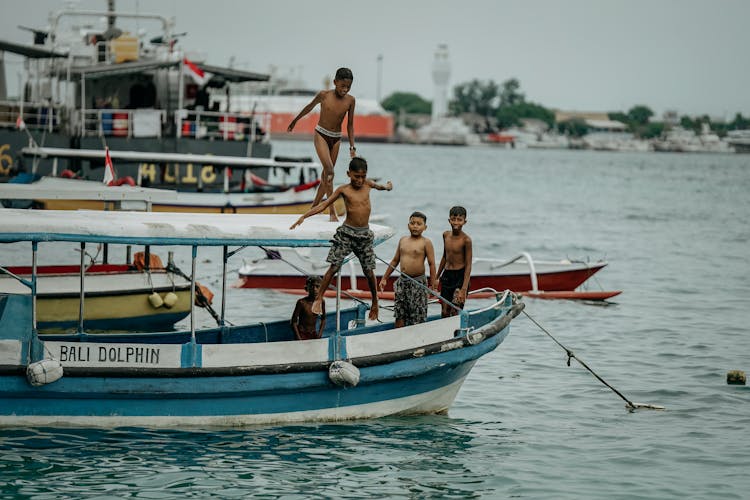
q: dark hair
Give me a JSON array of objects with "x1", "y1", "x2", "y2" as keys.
[
  {"x1": 348, "y1": 156, "x2": 368, "y2": 172},
  {"x1": 410, "y1": 211, "x2": 427, "y2": 223},
  {"x1": 305, "y1": 275, "x2": 322, "y2": 290},
  {"x1": 335, "y1": 67, "x2": 353, "y2": 80},
  {"x1": 449, "y1": 206, "x2": 467, "y2": 218}
]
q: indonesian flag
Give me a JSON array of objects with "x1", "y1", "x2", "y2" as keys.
[
  {"x1": 183, "y1": 57, "x2": 211, "y2": 86},
  {"x1": 103, "y1": 147, "x2": 116, "y2": 186},
  {"x1": 15, "y1": 115, "x2": 25, "y2": 130}
]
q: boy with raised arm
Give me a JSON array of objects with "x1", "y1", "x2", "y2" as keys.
[
  {"x1": 288, "y1": 67, "x2": 357, "y2": 222},
  {"x1": 437, "y1": 206, "x2": 473, "y2": 318},
  {"x1": 290, "y1": 157, "x2": 392, "y2": 321},
  {"x1": 378, "y1": 211, "x2": 437, "y2": 328}
]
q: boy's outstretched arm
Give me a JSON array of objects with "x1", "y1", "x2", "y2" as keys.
[
  {"x1": 317, "y1": 302, "x2": 326, "y2": 337},
  {"x1": 367, "y1": 179, "x2": 393, "y2": 191},
  {"x1": 290, "y1": 186, "x2": 343, "y2": 229},
  {"x1": 288, "y1": 92, "x2": 323, "y2": 131}
]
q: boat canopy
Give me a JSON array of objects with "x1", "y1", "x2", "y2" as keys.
[
  {"x1": 0, "y1": 210, "x2": 393, "y2": 247},
  {"x1": 67, "y1": 59, "x2": 268, "y2": 82},
  {"x1": 0, "y1": 39, "x2": 68, "y2": 59}
]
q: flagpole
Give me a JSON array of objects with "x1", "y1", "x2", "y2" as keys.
[{"x1": 177, "y1": 56, "x2": 185, "y2": 139}]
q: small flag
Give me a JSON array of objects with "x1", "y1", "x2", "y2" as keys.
[
  {"x1": 15, "y1": 115, "x2": 26, "y2": 130},
  {"x1": 103, "y1": 147, "x2": 116, "y2": 185},
  {"x1": 183, "y1": 57, "x2": 212, "y2": 86}
]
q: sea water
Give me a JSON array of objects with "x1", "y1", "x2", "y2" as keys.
[{"x1": 1, "y1": 144, "x2": 749, "y2": 498}]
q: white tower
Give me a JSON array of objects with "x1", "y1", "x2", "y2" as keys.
[{"x1": 431, "y1": 44, "x2": 451, "y2": 121}]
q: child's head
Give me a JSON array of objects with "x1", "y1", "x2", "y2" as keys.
[
  {"x1": 335, "y1": 68, "x2": 353, "y2": 81},
  {"x1": 305, "y1": 275, "x2": 322, "y2": 295},
  {"x1": 408, "y1": 211, "x2": 427, "y2": 237},
  {"x1": 333, "y1": 68, "x2": 353, "y2": 97},
  {"x1": 347, "y1": 157, "x2": 368, "y2": 186},
  {"x1": 449, "y1": 206, "x2": 467, "y2": 219},
  {"x1": 448, "y1": 206, "x2": 467, "y2": 231}
]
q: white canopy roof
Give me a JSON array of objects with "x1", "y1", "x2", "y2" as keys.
[{"x1": 0, "y1": 210, "x2": 393, "y2": 247}]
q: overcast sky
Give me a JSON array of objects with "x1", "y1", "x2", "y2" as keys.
[{"x1": 2, "y1": 0, "x2": 748, "y2": 119}]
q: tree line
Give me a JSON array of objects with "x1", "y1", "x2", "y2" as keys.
[{"x1": 381, "y1": 79, "x2": 750, "y2": 138}]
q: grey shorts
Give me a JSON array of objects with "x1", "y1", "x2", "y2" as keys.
[
  {"x1": 326, "y1": 224, "x2": 376, "y2": 271},
  {"x1": 394, "y1": 274, "x2": 428, "y2": 326}
]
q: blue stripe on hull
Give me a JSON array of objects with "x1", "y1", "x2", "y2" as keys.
[{"x1": 0, "y1": 329, "x2": 506, "y2": 423}]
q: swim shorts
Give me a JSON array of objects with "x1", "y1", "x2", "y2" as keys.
[
  {"x1": 326, "y1": 224, "x2": 376, "y2": 271},
  {"x1": 394, "y1": 274, "x2": 428, "y2": 326}
]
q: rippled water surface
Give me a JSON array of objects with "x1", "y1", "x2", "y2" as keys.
[{"x1": 1, "y1": 144, "x2": 749, "y2": 498}]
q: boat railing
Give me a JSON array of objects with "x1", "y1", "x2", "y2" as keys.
[
  {"x1": 0, "y1": 100, "x2": 65, "y2": 133},
  {"x1": 477, "y1": 252, "x2": 540, "y2": 292},
  {"x1": 82, "y1": 108, "x2": 166, "y2": 138},
  {"x1": 177, "y1": 110, "x2": 267, "y2": 142}
]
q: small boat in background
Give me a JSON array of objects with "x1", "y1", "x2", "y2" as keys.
[
  {"x1": 0, "y1": 251, "x2": 204, "y2": 332},
  {"x1": 236, "y1": 249, "x2": 621, "y2": 301}
]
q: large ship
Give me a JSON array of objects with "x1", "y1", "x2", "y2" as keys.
[{"x1": 0, "y1": 1, "x2": 281, "y2": 190}]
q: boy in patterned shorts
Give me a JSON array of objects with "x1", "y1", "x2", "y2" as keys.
[
  {"x1": 378, "y1": 211, "x2": 437, "y2": 327},
  {"x1": 290, "y1": 157, "x2": 392, "y2": 320}
]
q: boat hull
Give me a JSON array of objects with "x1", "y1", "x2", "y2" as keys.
[{"x1": 237, "y1": 257, "x2": 608, "y2": 293}]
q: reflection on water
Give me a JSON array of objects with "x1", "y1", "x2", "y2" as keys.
[{"x1": 0, "y1": 417, "x2": 509, "y2": 498}]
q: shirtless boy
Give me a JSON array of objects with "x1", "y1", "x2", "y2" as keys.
[
  {"x1": 378, "y1": 211, "x2": 437, "y2": 328},
  {"x1": 437, "y1": 206, "x2": 473, "y2": 317},
  {"x1": 291, "y1": 276, "x2": 326, "y2": 340},
  {"x1": 290, "y1": 157, "x2": 392, "y2": 320},
  {"x1": 288, "y1": 67, "x2": 356, "y2": 221}
]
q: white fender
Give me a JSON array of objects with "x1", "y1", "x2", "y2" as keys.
[
  {"x1": 27, "y1": 358, "x2": 64, "y2": 386},
  {"x1": 329, "y1": 360, "x2": 360, "y2": 387}
]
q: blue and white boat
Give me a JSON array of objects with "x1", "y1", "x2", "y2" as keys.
[{"x1": 0, "y1": 210, "x2": 523, "y2": 427}]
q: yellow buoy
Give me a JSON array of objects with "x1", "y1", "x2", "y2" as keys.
[
  {"x1": 727, "y1": 370, "x2": 746, "y2": 385},
  {"x1": 148, "y1": 292, "x2": 164, "y2": 308},
  {"x1": 163, "y1": 292, "x2": 178, "y2": 309}
]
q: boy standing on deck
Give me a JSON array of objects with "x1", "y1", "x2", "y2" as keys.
[
  {"x1": 291, "y1": 276, "x2": 326, "y2": 340},
  {"x1": 287, "y1": 68, "x2": 357, "y2": 222},
  {"x1": 290, "y1": 157, "x2": 392, "y2": 321},
  {"x1": 378, "y1": 211, "x2": 437, "y2": 328},
  {"x1": 437, "y1": 206, "x2": 473, "y2": 317}
]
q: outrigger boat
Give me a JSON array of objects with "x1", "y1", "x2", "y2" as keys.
[
  {"x1": 238, "y1": 248, "x2": 622, "y2": 301},
  {"x1": 0, "y1": 210, "x2": 523, "y2": 427}
]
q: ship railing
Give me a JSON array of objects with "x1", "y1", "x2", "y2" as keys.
[
  {"x1": 82, "y1": 108, "x2": 166, "y2": 139},
  {"x1": 177, "y1": 109, "x2": 267, "y2": 142},
  {"x1": 0, "y1": 100, "x2": 64, "y2": 133}
]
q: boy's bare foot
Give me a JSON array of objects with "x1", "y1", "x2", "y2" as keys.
[
  {"x1": 368, "y1": 303, "x2": 379, "y2": 321},
  {"x1": 311, "y1": 298, "x2": 323, "y2": 315}
]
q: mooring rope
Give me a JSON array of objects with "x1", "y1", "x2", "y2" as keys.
[
  {"x1": 374, "y1": 254, "x2": 462, "y2": 314},
  {"x1": 257, "y1": 246, "x2": 395, "y2": 313},
  {"x1": 522, "y1": 309, "x2": 664, "y2": 411}
]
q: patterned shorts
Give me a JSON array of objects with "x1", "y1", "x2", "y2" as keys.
[
  {"x1": 394, "y1": 274, "x2": 428, "y2": 326},
  {"x1": 326, "y1": 224, "x2": 376, "y2": 271}
]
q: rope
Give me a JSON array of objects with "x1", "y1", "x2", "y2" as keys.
[
  {"x1": 374, "y1": 254, "x2": 462, "y2": 313},
  {"x1": 165, "y1": 262, "x2": 227, "y2": 326},
  {"x1": 522, "y1": 309, "x2": 664, "y2": 411},
  {"x1": 258, "y1": 246, "x2": 395, "y2": 313}
]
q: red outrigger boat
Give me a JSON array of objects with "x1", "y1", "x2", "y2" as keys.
[{"x1": 236, "y1": 249, "x2": 621, "y2": 301}]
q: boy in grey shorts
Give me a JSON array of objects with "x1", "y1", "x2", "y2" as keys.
[{"x1": 291, "y1": 157, "x2": 392, "y2": 321}]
